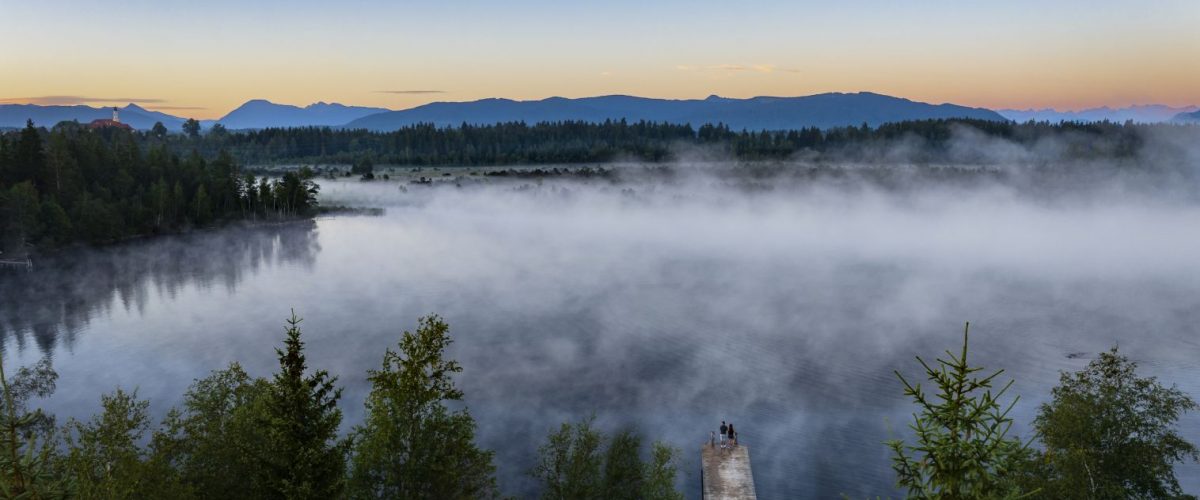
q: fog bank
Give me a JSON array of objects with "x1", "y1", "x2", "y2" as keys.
[{"x1": 3, "y1": 156, "x2": 1200, "y2": 498}]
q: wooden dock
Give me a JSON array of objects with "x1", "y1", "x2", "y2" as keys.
[
  {"x1": 701, "y1": 443, "x2": 757, "y2": 500},
  {"x1": 0, "y1": 258, "x2": 32, "y2": 271}
]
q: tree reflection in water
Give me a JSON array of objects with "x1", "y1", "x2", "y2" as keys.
[{"x1": 0, "y1": 220, "x2": 319, "y2": 355}]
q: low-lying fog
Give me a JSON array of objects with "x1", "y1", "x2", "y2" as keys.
[{"x1": 3, "y1": 161, "x2": 1200, "y2": 498}]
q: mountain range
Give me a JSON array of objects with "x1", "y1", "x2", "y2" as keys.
[
  {"x1": 997, "y1": 105, "x2": 1199, "y2": 124},
  {"x1": 4, "y1": 93, "x2": 1197, "y2": 132},
  {"x1": 212, "y1": 100, "x2": 389, "y2": 129},
  {"x1": 343, "y1": 93, "x2": 1004, "y2": 131},
  {"x1": 0, "y1": 103, "x2": 189, "y2": 131},
  {"x1": 1172, "y1": 110, "x2": 1200, "y2": 123}
]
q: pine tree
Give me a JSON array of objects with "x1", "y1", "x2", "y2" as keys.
[
  {"x1": 15, "y1": 121, "x2": 44, "y2": 188},
  {"x1": 192, "y1": 184, "x2": 210, "y2": 225},
  {"x1": 256, "y1": 311, "x2": 346, "y2": 500},
  {"x1": 887, "y1": 323, "x2": 1033, "y2": 499}
]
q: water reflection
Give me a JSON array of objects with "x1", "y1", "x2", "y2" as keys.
[{"x1": 0, "y1": 220, "x2": 319, "y2": 355}]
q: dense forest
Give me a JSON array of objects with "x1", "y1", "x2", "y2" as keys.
[
  {"x1": 168, "y1": 117, "x2": 1185, "y2": 165},
  {"x1": 0, "y1": 121, "x2": 319, "y2": 254},
  {"x1": 0, "y1": 314, "x2": 1194, "y2": 499}
]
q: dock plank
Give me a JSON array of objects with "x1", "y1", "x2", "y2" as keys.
[{"x1": 701, "y1": 444, "x2": 756, "y2": 499}]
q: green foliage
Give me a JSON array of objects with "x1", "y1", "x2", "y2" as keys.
[
  {"x1": 192, "y1": 184, "x2": 211, "y2": 225},
  {"x1": 0, "y1": 124, "x2": 322, "y2": 251},
  {"x1": 14, "y1": 122, "x2": 44, "y2": 185},
  {"x1": 32, "y1": 116, "x2": 1179, "y2": 167},
  {"x1": 0, "y1": 356, "x2": 69, "y2": 499},
  {"x1": 2, "y1": 182, "x2": 41, "y2": 247},
  {"x1": 151, "y1": 122, "x2": 169, "y2": 139},
  {"x1": 0, "y1": 311, "x2": 693, "y2": 499},
  {"x1": 532, "y1": 418, "x2": 605, "y2": 499},
  {"x1": 531, "y1": 418, "x2": 682, "y2": 500},
  {"x1": 58, "y1": 389, "x2": 189, "y2": 499},
  {"x1": 350, "y1": 156, "x2": 374, "y2": 180},
  {"x1": 255, "y1": 310, "x2": 346, "y2": 499},
  {"x1": 348, "y1": 315, "x2": 497, "y2": 499},
  {"x1": 273, "y1": 169, "x2": 320, "y2": 217},
  {"x1": 887, "y1": 323, "x2": 1033, "y2": 499},
  {"x1": 1029, "y1": 346, "x2": 1198, "y2": 499},
  {"x1": 182, "y1": 119, "x2": 201, "y2": 139},
  {"x1": 602, "y1": 428, "x2": 644, "y2": 500},
  {"x1": 37, "y1": 199, "x2": 71, "y2": 246},
  {"x1": 154, "y1": 363, "x2": 271, "y2": 499},
  {"x1": 643, "y1": 441, "x2": 684, "y2": 500}
]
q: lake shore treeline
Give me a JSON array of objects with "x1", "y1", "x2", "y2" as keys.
[
  {"x1": 4, "y1": 117, "x2": 1197, "y2": 253},
  {"x1": 0, "y1": 121, "x2": 320, "y2": 252},
  {"x1": 177, "y1": 118, "x2": 1194, "y2": 166}
]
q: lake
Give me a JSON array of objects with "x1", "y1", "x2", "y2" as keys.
[{"x1": 4, "y1": 167, "x2": 1200, "y2": 498}]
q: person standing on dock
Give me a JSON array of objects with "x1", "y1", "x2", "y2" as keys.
[
  {"x1": 719, "y1": 421, "x2": 728, "y2": 448},
  {"x1": 727, "y1": 423, "x2": 736, "y2": 447}
]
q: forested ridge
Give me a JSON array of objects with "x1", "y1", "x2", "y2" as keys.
[
  {"x1": 9, "y1": 116, "x2": 1194, "y2": 168},
  {"x1": 171, "y1": 117, "x2": 1177, "y2": 165}
]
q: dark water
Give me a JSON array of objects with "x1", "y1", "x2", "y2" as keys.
[{"x1": 3, "y1": 176, "x2": 1200, "y2": 498}]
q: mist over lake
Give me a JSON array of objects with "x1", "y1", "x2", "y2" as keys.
[{"x1": 4, "y1": 163, "x2": 1200, "y2": 498}]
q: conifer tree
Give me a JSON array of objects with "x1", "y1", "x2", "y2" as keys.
[
  {"x1": 256, "y1": 311, "x2": 346, "y2": 500},
  {"x1": 888, "y1": 323, "x2": 1033, "y2": 499}
]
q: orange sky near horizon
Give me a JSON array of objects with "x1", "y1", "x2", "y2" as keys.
[{"x1": 1, "y1": 0, "x2": 1197, "y2": 119}]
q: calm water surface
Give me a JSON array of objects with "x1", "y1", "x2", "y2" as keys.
[{"x1": 3, "y1": 176, "x2": 1200, "y2": 498}]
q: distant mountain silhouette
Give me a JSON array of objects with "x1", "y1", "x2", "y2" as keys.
[
  {"x1": 216, "y1": 100, "x2": 390, "y2": 129},
  {"x1": 344, "y1": 93, "x2": 1006, "y2": 131},
  {"x1": 1171, "y1": 109, "x2": 1200, "y2": 123},
  {"x1": 22, "y1": 94, "x2": 1197, "y2": 133},
  {"x1": 0, "y1": 103, "x2": 189, "y2": 130},
  {"x1": 997, "y1": 105, "x2": 1199, "y2": 124}
]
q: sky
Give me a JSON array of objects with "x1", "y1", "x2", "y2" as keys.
[{"x1": 1, "y1": 0, "x2": 1197, "y2": 119}]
